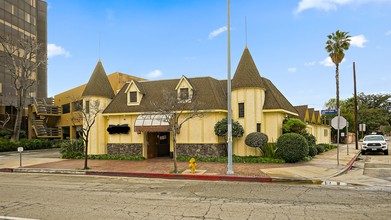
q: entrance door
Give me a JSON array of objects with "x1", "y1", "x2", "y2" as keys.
[
  {"x1": 146, "y1": 132, "x2": 170, "y2": 158},
  {"x1": 156, "y1": 132, "x2": 170, "y2": 157}
]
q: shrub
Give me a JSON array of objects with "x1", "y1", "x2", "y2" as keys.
[
  {"x1": 315, "y1": 144, "x2": 325, "y2": 154},
  {"x1": 214, "y1": 118, "x2": 244, "y2": 138},
  {"x1": 245, "y1": 132, "x2": 268, "y2": 152},
  {"x1": 0, "y1": 129, "x2": 11, "y2": 138},
  {"x1": 282, "y1": 118, "x2": 306, "y2": 133},
  {"x1": 0, "y1": 139, "x2": 55, "y2": 152},
  {"x1": 298, "y1": 131, "x2": 316, "y2": 147},
  {"x1": 315, "y1": 143, "x2": 336, "y2": 153},
  {"x1": 308, "y1": 145, "x2": 318, "y2": 157},
  {"x1": 275, "y1": 133, "x2": 309, "y2": 163},
  {"x1": 177, "y1": 155, "x2": 284, "y2": 163},
  {"x1": 262, "y1": 143, "x2": 278, "y2": 158},
  {"x1": 60, "y1": 139, "x2": 84, "y2": 159}
]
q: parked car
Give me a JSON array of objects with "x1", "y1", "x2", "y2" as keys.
[{"x1": 361, "y1": 135, "x2": 388, "y2": 155}]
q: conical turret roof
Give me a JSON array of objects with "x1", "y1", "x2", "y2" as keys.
[
  {"x1": 232, "y1": 47, "x2": 265, "y2": 90},
  {"x1": 82, "y1": 60, "x2": 115, "y2": 99}
]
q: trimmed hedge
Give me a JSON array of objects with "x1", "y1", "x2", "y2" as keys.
[
  {"x1": 70, "y1": 154, "x2": 145, "y2": 161},
  {"x1": 245, "y1": 132, "x2": 268, "y2": 150},
  {"x1": 0, "y1": 139, "x2": 56, "y2": 152},
  {"x1": 275, "y1": 133, "x2": 309, "y2": 163},
  {"x1": 177, "y1": 155, "x2": 285, "y2": 163}
]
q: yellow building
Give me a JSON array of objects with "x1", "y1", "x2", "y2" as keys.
[
  {"x1": 294, "y1": 105, "x2": 331, "y2": 144},
  {"x1": 50, "y1": 47, "x2": 330, "y2": 158},
  {"x1": 52, "y1": 61, "x2": 144, "y2": 140}
]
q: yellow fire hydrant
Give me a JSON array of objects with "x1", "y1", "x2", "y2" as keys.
[{"x1": 189, "y1": 158, "x2": 197, "y2": 174}]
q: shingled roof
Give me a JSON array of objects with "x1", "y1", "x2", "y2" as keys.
[
  {"x1": 232, "y1": 47, "x2": 265, "y2": 90},
  {"x1": 294, "y1": 105, "x2": 308, "y2": 121},
  {"x1": 262, "y1": 77, "x2": 298, "y2": 115},
  {"x1": 82, "y1": 60, "x2": 115, "y2": 99},
  {"x1": 103, "y1": 77, "x2": 227, "y2": 113}
]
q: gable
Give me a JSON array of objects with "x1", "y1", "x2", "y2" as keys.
[{"x1": 125, "y1": 80, "x2": 143, "y2": 106}]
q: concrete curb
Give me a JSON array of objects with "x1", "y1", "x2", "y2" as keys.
[
  {"x1": 85, "y1": 170, "x2": 273, "y2": 182},
  {"x1": 328, "y1": 151, "x2": 361, "y2": 178},
  {"x1": 12, "y1": 168, "x2": 86, "y2": 175}
]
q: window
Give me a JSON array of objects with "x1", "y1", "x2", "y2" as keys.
[
  {"x1": 129, "y1": 92, "x2": 137, "y2": 103},
  {"x1": 324, "y1": 129, "x2": 328, "y2": 137},
  {"x1": 257, "y1": 123, "x2": 261, "y2": 132},
  {"x1": 72, "y1": 100, "x2": 83, "y2": 112},
  {"x1": 238, "y1": 103, "x2": 244, "y2": 118},
  {"x1": 62, "y1": 103, "x2": 70, "y2": 114},
  {"x1": 179, "y1": 88, "x2": 189, "y2": 100},
  {"x1": 85, "y1": 100, "x2": 90, "y2": 114}
]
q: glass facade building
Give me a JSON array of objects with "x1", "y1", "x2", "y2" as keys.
[{"x1": 0, "y1": 0, "x2": 47, "y2": 112}]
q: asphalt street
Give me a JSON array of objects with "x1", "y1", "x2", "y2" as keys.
[{"x1": 1, "y1": 172, "x2": 391, "y2": 220}]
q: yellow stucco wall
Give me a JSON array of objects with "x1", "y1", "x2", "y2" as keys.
[
  {"x1": 85, "y1": 96, "x2": 112, "y2": 155},
  {"x1": 263, "y1": 112, "x2": 285, "y2": 143},
  {"x1": 314, "y1": 124, "x2": 331, "y2": 144},
  {"x1": 177, "y1": 111, "x2": 226, "y2": 144},
  {"x1": 105, "y1": 114, "x2": 144, "y2": 144},
  {"x1": 231, "y1": 88, "x2": 265, "y2": 156}
]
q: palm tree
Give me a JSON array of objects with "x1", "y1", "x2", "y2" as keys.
[{"x1": 325, "y1": 30, "x2": 351, "y2": 110}]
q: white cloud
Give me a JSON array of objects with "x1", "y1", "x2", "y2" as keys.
[
  {"x1": 47, "y1": 43, "x2": 71, "y2": 58},
  {"x1": 320, "y1": 56, "x2": 346, "y2": 67},
  {"x1": 208, "y1": 26, "x2": 227, "y2": 40},
  {"x1": 294, "y1": 0, "x2": 391, "y2": 14},
  {"x1": 320, "y1": 57, "x2": 334, "y2": 67},
  {"x1": 147, "y1": 69, "x2": 163, "y2": 78},
  {"x1": 304, "y1": 61, "x2": 316, "y2": 66},
  {"x1": 349, "y1": 34, "x2": 368, "y2": 48},
  {"x1": 288, "y1": 67, "x2": 297, "y2": 73},
  {"x1": 386, "y1": 30, "x2": 391, "y2": 36}
]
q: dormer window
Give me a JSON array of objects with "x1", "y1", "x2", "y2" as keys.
[
  {"x1": 179, "y1": 88, "x2": 189, "y2": 100},
  {"x1": 175, "y1": 76, "x2": 193, "y2": 103},
  {"x1": 129, "y1": 92, "x2": 137, "y2": 103},
  {"x1": 125, "y1": 80, "x2": 143, "y2": 106}
]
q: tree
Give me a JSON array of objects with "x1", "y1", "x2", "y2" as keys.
[
  {"x1": 151, "y1": 89, "x2": 204, "y2": 173},
  {"x1": 282, "y1": 118, "x2": 306, "y2": 133},
  {"x1": 0, "y1": 34, "x2": 46, "y2": 141},
  {"x1": 324, "y1": 93, "x2": 391, "y2": 135},
  {"x1": 214, "y1": 118, "x2": 244, "y2": 140},
  {"x1": 325, "y1": 30, "x2": 351, "y2": 111},
  {"x1": 70, "y1": 98, "x2": 102, "y2": 169}
]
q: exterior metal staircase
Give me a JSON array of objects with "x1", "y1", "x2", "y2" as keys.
[{"x1": 31, "y1": 98, "x2": 62, "y2": 138}]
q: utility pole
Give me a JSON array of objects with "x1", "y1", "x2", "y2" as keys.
[{"x1": 353, "y1": 62, "x2": 359, "y2": 149}]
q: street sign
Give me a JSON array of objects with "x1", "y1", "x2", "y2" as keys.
[
  {"x1": 321, "y1": 109, "x2": 338, "y2": 115},
  {"x1": 331, "y1": 116, "x2": 347, "y2": 129},
  {"x1": 359, "y1": 124, "x2": 366, "y2": 132},
  {"x1": 17, "y1": 147, "x2": 23, "y2": 152}
]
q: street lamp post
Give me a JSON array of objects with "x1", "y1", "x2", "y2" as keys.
[{"x1": 226, "y1": 0, "x2": 234, "y2": 175}]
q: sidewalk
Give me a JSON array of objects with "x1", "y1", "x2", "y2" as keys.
[{"x1": 0, "y1": 145, "x2": 368, "y2": 183}]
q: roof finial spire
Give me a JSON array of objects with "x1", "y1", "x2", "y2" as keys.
[
  {"x1": 245, "y1": 16, "x2": 248, "y2": 48},
  {"x1": 98, "y1": 33, "x2": 101, "y2": 61}
]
